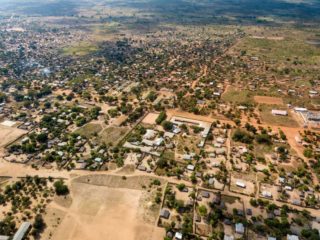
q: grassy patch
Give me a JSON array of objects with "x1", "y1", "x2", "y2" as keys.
[
  {"x1": 176, "y1": 135, "x2": 201, "y2": 155},
  {"x1": 253, "y1": 143, "x2": 273, "y2": 158},
  {"x1": 162, "y1": 150, "x2": 175, "y2": 161},
  {"x1": 75, "y1": 123, "x2": 102, "y2": 138},
  {"x1": 222, "y1": 87, "x2": 253, "y2": 104},
  {"x1": 99, "y1": 126, "x2": 130, "y2": 145},
  {"x1": 62, "y1": 41, "x2": 98, "y2": 56}
]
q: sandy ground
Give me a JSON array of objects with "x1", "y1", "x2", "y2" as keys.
[
  {"x1": 0, "y1": 125, "x2": 27, "y2": 148},
  {"x1": 44, "y1": 175, "x2": 165, "y2": 240},
  {"x1": 254, "y1": 96, "x2": 283, "y2": 105}
]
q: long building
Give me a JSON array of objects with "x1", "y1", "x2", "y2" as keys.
[{"x1": 13, "y1": 222, "x2": 31, "y2": 240}]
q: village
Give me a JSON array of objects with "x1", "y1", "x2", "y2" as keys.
[{"x1": 0, "y1": 2, "x2": 320, "y2": 240}]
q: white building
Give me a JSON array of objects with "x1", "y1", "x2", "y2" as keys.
[{"x1": 272, "y1": 110, "x2": 288, "y2": 116}]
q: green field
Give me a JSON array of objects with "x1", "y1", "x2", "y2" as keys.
[{"x1": 62, "y1": 41, "x2": 98, "y2": 56}]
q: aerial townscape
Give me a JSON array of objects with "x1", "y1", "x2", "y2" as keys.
[{"x1": 0, "y1": 0, "x2": 320, "y2": 240}]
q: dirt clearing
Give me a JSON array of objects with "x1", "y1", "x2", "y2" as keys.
[
  {"x1": 47, "y1": 175, "x2": 166, "y2": 240},
  {"x1": 254, "y1": 96, "x2": 284, "y2": 105},
  {"x1": 142, "y1": 112, "x2": 159, "y2": 125}
]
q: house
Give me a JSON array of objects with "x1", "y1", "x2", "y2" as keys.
[
  {"x1": 235, "y1": 223, "x2": 245, "y2": 234},
  {"x1": 187, "y1": 165, "x2": 195, "y2": 171},
  {"x1": 175, "y1": 232, "x2": 183, "y2": 240},
  {"x1": 294, "y1": 107, "x2": 308, "y2": 113},
  {"x1": 246, "y1": 208, "x2": 252, "y2": 216},
  {"x1": 309, "y1": 90, "x2": 318, "y2": 97},
  {"x1": 268, "y1": 237, "x2": 277, "y2": 240},
  {"x1": 284, "y1": 186, "x2": 292, "y2": 191},
  {"x1": 272, "y1": 110, "x2": 288, "y2": 116},
  {"x1": 160, "y1": 209, "x2": 170, "y2": 219},
  {"x1": 216, "y1": 137, "x2": 225, "y2": 144},
  {"x1": 307, "y1": 112, "x2": 320, "y2": 122},
  {"x1": 183, "y1": 154, "x2": 192, "y2": 161},
  {"x1": 137, "y1": 165, "x2": 147, "y2": 171},
  {"x1": 143, "y1": 129, "x2": 157, "y2": 139},
  {"x1": 287, "y1": 234, "x2": 299, "y2": 240},
  {"x1": 216, "y1": 148, "x2": 226, "y2": 155},
  {"x1": 164, "y1": 132, "x2": 175, "y2": 138},
  {"x1": 262, "y1": 191, "x2": 272, "y2": 199},
  {"x1": 295, "y1": 135, "x2": 302, "y2": 144},
  {"x1": 224, "y1": 235, "x2": 234, "y2": 240},
  {"x1": 201, "y1": 191, "x2": 210, "y2": 198},
  {"x1": 236, "y1": 180, "x2": 246, "y2": 188},
  {"x1": 292, "y1": 199, "x2": 301, "y2": 206}
]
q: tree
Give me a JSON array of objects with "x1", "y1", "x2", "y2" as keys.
[
  {"x1": 232, "y1": 129, "x2": 253, "y2": 144},
  {"x1": 162, "y1": 121, "x2": 174, "y2": 131},
  {"x1": 198, "y1": 205, "x2": 207, "y2": 216},
  {"x1": 156, "y1": 111, "x2": 167, "y2": 125},
  {"x1": 53, "y1": 180, "x2": 69, "y2": 195},
  {"x1": 301, "y1": 229, "x2": 320, "y2": 240},
  {"x1": 177, "y1": 183, "x2": 186, "y2": 191},
  {"x1": 36, "y1": 133, "x2": 48, "y2": 143},
  {"x1": 255, "y1": 134, "x2": 271, "y2": 145},
  {"x1": 32, "y1": 214, "x2": 46, "y2": 236}
]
